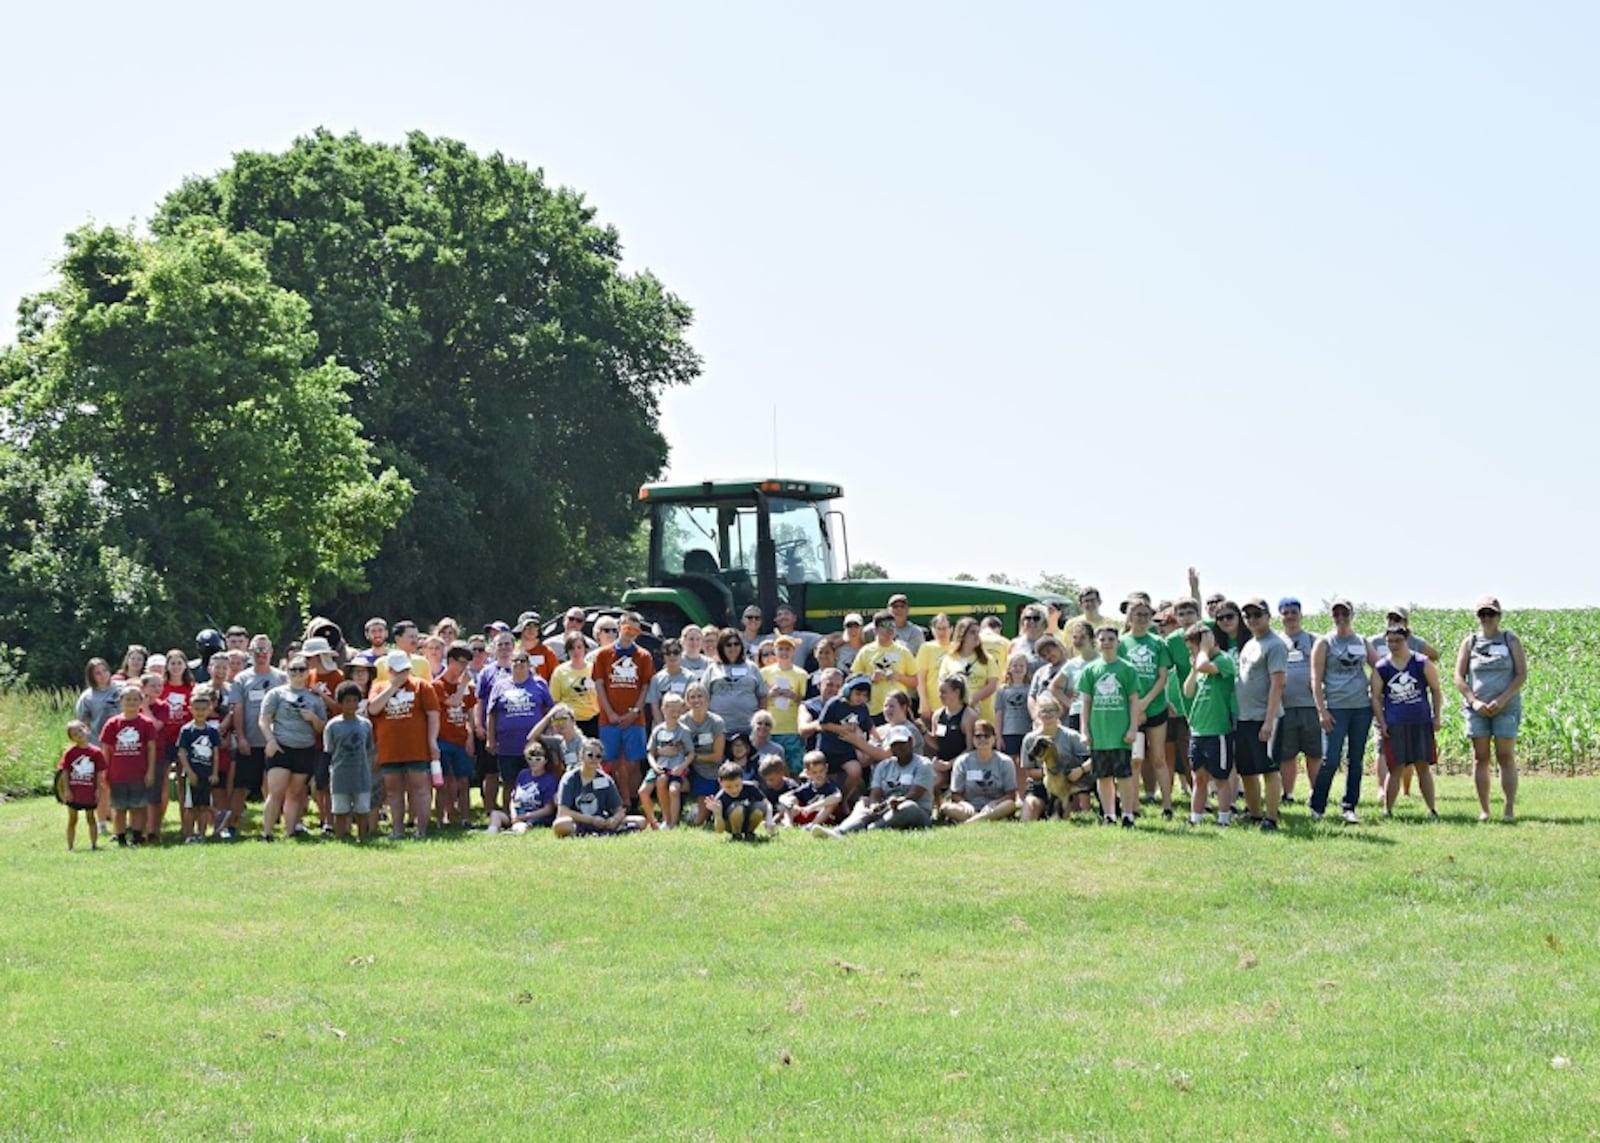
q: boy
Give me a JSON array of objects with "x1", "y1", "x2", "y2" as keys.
[
  {"x1": 1182, "y1": 623, "x2": 1237, "y2": 826},
  {"x1": 756, "y1": 754, "x2": 798, "y2": 820},
  {"x1": 431, "y1": 642, "x2": 478, "y2": 829},
  {"x1": 815, "y1": 674, "x2": 883, "y2": 803},
  {"x1": 642, "y1": 692, "x2": 694, "y2": 829},
  {"x1": 323, "y1": 680, "x2": 376, "y2": 841},
  {"x1": 1076, "y1": 626, "x2": 1145, "y2": 827},
  {"x1": 711, "y1": 760, "x2": 769, "y2": 839},
  {"x1": 176, "y1": 690, "x2": 224, "y2": 843},
  {"x1": 780, "y1": 751, "x2": 843, "y2": 828},
  {"x1": 98, "y1": 685, "x2": 159, "y2": 846},
  {"x1": 58, "y1": 721, "x2": 105, "y2": 851}
]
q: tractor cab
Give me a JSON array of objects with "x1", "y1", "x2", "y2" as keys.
[{"x1": 632, "y1": 479, "x2": 846, "y2": 631}]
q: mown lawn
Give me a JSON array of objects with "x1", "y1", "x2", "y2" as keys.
[{"x1": 1, "y1": 776, "x2": 1596, "y2": 1142}]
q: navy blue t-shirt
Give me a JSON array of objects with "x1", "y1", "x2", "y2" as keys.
[
  {"x1": 176, "y1": 724, "x2": 223, "y2": 774},
  {"x1": 817, "y1": 697, "x2": 872, "y2": 765}
]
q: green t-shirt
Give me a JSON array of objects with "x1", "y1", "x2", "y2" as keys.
[
  {"x1": 1186, "y1": 653, "x2": 1236, "y2": 737},
  {"x1": 1164, "y1": 632, "x2": 1193, "y2": 717},
  {"x1": 1118, "y1": 632, "x2": 1171, "y2": 717},
  {"x1": 1076, "y1": 658, "x2": 1141, "y2": 749}
]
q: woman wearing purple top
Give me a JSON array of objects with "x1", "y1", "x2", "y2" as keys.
[
  {"x1": 1372, "y1": 626, "x2": 1442, "y2": 819},
  {"x1": 485, "y1": 652, "x2": 554, "y2": 813}
]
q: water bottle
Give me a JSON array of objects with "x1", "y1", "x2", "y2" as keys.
[{"x1": 430, "y1": 759, "x2": 444, "y2": 787}]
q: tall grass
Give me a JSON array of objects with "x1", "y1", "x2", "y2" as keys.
[{"x1": 0, "y1": 690, "x2": 72, "y2": 799}]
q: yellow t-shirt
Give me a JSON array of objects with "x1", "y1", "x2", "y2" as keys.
[
  {"x1": 761, "y1": 665, "x2": 809, "y2": 735},
  {"x1": 853, "y1": 641, "x2": 918, "y2": 716},
  {"x1": 940, "y1": 651, "x2": 998, "y2": 724},
  {"x1": 373, "y1": 652, "x2": 433, "y2": 684},
  {"x1": 916, "y1": 639, "x2": 952, "y2": 705},
  {"x1": 549, "y1": 661, "x2": 599, "y2": 721}
]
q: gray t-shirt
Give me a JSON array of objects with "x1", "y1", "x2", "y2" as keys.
[
  {"x1": 262, "y1": 684, "x2": 321, "y2": 749},
  {"x1": 679, "y1": 711, "x2": 727, "y2": 781},
  {"x1": 1057, "y1": 656, "x2": 1089, "y2": 719},
  {"x1": 646, "y1": 668, "x2": 694, "y2": 712},
  {"x1": 1237, "y1": 632, "x2": 1289, "y2": 721},
  {"x1": 836, "y1": 643, "x2": 864, "y2": 672},
  {"x1": 76, "y1": 685, "x2": 122, "y2": 741},
  {"x1": 229, "y1": 667, "x2": 288, "y2": 747},
  {"x1": 1280, "y1": 630, "x2": 1317, "y2": 709},
  {"x1": 870, "y1": 754, "x2": 934, "y2": 813},
  {"x1": 1464, "y1": 632, "x2": 1521, "y2": 707},
  {"x1": 950, "y1": 750, "x2": 1018, "y2": 810},
  {"x1": 704, "y1": 662, "x2": 768, "y2": 736},
  {"x1": 648, "y1": 722, "x2": 694, "y2": 769},
  {"x1": 680, "y1": 654, "x2": 712, "y2": 679},
  {"x1": 322, "y1": 716, "x2": 375, "y2": 796},
  {"x1": 1319, "y1": 632, "x2": 1372, "y2": 710},
  {"x1": 1021, "y1": 726, "x2": 1090, "y2": 780},
  {"x1": 891, "y1": 622, "x2": 925, "y2": 655}
]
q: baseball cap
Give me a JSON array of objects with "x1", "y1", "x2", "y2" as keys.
[
  {"x1": 1278, "y1": 597, "x2": 1301, "y2": 612},
  {"x1": 512, "y1": 611, "x2": 541, "y2": 634},
  {"x1": 483, "y1": 621, "x2": 510, "y2": 635},
  {"x1": 1386, "y1": 605, "x2": 1410, "y2": 621},
  {"x1": 883, "y1": 724, "x2": 913, "y2": 744},
  {"x1": 774, "y1": 634, "x2": 798, "y2": 648},
  {"x1": 1240, "y1": 596, "x2": 1270, "y2": 614},
  {"x1": 385, "y1": 649, "x2": 412, "y2": 673},
  {"x1": 1329, "y1": 596, "x2": 1354, "y2": 613},
  {"x1": 844, "y1": 674, "x2": 871, "y2": 694},
  {"x1": 843, "y1": 613, "x2": 863, "y2": 627},
  {"x1": 887, "y1": 593, "x2": 909, "y2": 607}
]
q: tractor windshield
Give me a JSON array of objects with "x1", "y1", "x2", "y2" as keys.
[{"x1": 769, "y1": 496, "x2": 836, "y2": 584}]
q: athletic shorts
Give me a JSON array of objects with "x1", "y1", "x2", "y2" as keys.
[
  {"x1": 1388, "y1": 722, "x2": 1435, "y2": 767},
  {"x1": 495, "y1": 755, "x2": 525, "y2": 784},
  {"x1": 1002, "y1": 732, "x2": 1026, "y2": 758},
  {"x1": 1272, "y1": 707, "x2": 1323, "y2": 762},
  {"x1": 599, "y1": 723, "x2": 647, "y2": 762},
  {"x1": 772, "y1": 733, "x2": 805, "y2": 773},
  {"x1": 438, "y1": 741, "x2": 475, "y2": 780},
  {"x1": 644, "y1": 768, "x2": 688, "y2": 788},
  {"x1": 67, "y1": 799, "x2": 98, "y2": 813},
  {"x1": 1091, "y1": 749, "x2": 1133, "y2": 780},
  {"x1": 1140, "y1": 707, "x2": 1169, "y2": 730},
  {"x1": 313, "y1": 751, "x2": 331, "y2": 790},
  {"x1": 1024, "y1": 778, "x2": 1065, "y2": 817},
  {"x1": 1233, "y1": 722, "x2": 1278, "y2": 777},
  {"x1": 689, "y1": 772, "x2": 721, "y2": 799},
  {"x1": 186, "y1": 776, "x2": 213, "y2": 808},
  {"x1": 475, "y1": 742, "x2": 497, "y2": 781},
  {"x1": 233, "y1": 747, "x2": 267, "y2": 793},
  {"x1": 331, "y1": 790, "x2": 372, "y2": 816},
  {"x1": 270, "y1": 745, "x2": 317, "y2": 777},
  {"x1": 110, "y1": 782, "x2": 146, "y2": 811},
  {"x1": 1189, "y1": 734, "x2": 1230, "y2": 778}
]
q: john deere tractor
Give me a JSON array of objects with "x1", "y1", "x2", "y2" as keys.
[{"x1": 620, "y1": 478, "x2": 1040, "y2": 638}]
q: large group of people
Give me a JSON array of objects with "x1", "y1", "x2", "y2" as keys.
[{"x1": 55, "y1": 583, "x2": 1527, "y2": 850}]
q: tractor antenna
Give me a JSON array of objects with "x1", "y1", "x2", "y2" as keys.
[{"x1": 772, "y1": 402, "x2": 780, "y2": 476}]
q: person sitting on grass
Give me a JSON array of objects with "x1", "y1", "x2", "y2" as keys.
[
  {"x1": 679, "y1": 682, "x2": 726, "y2": 826},
  {"x1": 641, "y1": 692, "x2": 694, "y2": 829},
  {"x1": 939, "y1": 719, "x2": 1018, "y2": 824},
  {"x1": 1019, "y1": 696, "x2": 1091, "y2": 821},
  {"x1": 1374, "y1": 626, "x2": 1442, "y2": 820},
  {"x1": 755, "y1": 754, "x2": 798, "y2": 821},
  {"x1": 57, "y1": 720, "x2": 106, "y2": 852},
  {"x1": 747, "y1": 711, "x2": 789, "y2": 776},
  {"x1": 779, "y1": 751, "x2": 843, "y2": 828},
  {"x1": 99, "y1": 684, "x2": 159, "y2": 846},
  {"x1": 1077, "y1": 626, "x2": 1146, "y2": 828},
  {"x1": 813, "y1": 724, "x2": 933, "y2": 837},
  {"x1": 489, "y1": 739, "x2": 558, "y2": 833},
  {"x1": 323, "y1": 681, "x2": 375, "y2": 842},
  {"x1": 175, "y1": 689, "x2": 223, "y2": 844},
  {"x1": 1182, "y1": 623, "x2": 1237, "y2": 827},
  {"x1": 552, "y1": 738, "x2": 643, "y2": 837},
  {"x1": 711, "y1": 760, "x2": 771, "y2": 840}
]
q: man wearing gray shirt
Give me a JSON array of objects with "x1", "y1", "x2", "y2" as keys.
[
  {"x1": 1235, "y1": 597, "x2": 1288, "y2": 832},
  {"x1": 1271, "y1": 597, "x2": 1322, "y2": 804},
  {"x1": 886, "y1": 594, "x2": 925, "y2": 655},
  {"x1": 815, "y1": 725, "x2": 932, "y2": 835}
]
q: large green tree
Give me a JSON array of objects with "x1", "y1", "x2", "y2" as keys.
[
  {"x1": 0, "y1": 224, "x2": 411, "y2": 683},
  {"x1": 153, "y1": 129, "x2": 701, "y2": 627}
]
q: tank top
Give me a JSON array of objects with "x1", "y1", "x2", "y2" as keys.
[
  {"x1": 1377, "y1": 654, "x2": 1432, "y2": 725},
  {"x1": 1464, "y1": 632, "x2": 1519, "y2": 707},
  {"x1": 1321, "y1": 632, "x2": 1371, "y2": 709},
  {"x1": 934, "y1": 706, "x2": 969, "y2": 762}
]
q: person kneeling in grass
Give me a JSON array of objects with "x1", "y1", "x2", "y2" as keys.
[
  {"x1": 1182, "y1": 624, "x2": 1237, "y2": 827},
  {"x1": 779, "y1": 751, "x2": 843, "y2": 828},
  {"x1": 711, "y1": 761, "x2": 771, "y2": 839},
  {"x1": 939, "y1": 719, "x2": 1018, "y2": 824},
  {"x1": 1077, "y1": 626, "x2": 1145, "y2": 827},
  {"x1": 812, "y1": 724, "x2": 933, "y2": 837},
  {"x1": 323, "y1": 681, "x2": 376, "y2": 842},
  {"x1": 553, "y1": 738, "x2": 644, "y2": 837}
]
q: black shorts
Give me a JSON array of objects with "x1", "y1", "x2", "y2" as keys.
[
  {"x1": 270, "y1": 745, "x2": 317, "y2": 777},
  {"x1": 475, "y1": 742, "x2": 497, "y2": 781},
  {"x1": 823, "y1": 754, "x2": 856, "y2": 777},
  {"x1": 313, "y1": 751, "x2": 331, "y2": 790},
  {"x1": 187, "y1": 780, "x2": 213, "y2": 808},
  {"x1": 1091, "y1": 749, "x2": 1133, "y2": 780},
  {"x1": 576, "y1": 717, "x2": 600, "y2": 739},
  {"x1": 1140, "y1": 708, "x2": 1169, "y2": 730},
  {"x1": 1189, "y1": 734, "x2": 1230, "y2": 778},
  {"x1": 496, "y1": 755, "x2": 524, "y2": 784},
  {"x1": 1233, "y1": 722, "x2": 1279, "y2": 777},
  {"x1": 1066, "y1": 713, "x2": 1080, "y2": 732},
  {"x1": 233, "y1": 747, "x2": 267, "y2": 793},
  {"x1": 67, "y1": 800, "x2": 97, "y2": 813},
  {"x1": 1272, "y1": 707, "x2": 1323, "y2": 763}
]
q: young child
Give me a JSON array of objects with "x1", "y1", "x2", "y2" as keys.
[
  {"x1": 99, "y1": 684, "x2": 160, "y2": 846},
  {"x1": 711, "y1": 760, "x2": 769, "y2": 839},
  {"x1": 322, "y1": 681, "x2": 376, "y2": 841},
  {"x1": 490, "y1": 739, "x2": 559, "y2": 833},
  {"x1": 756, "y1": 754, "x2": 798, "y2": 820},
  {"x1": 995, "y1": 655, "x2": 1033, "y2": 758},
  {"x1": 140, "y1": 670, "x2": 172, "y2": 843},
  {"x1": 779, "y1": 751, "x2": 843, "y2": 828},
  {"x1": 1182, "y1": 624, "x2": 1237, "y2": 826},
  {"x1": 1076, "y1": 626, "x2": 1146, "y2": 827},
  {"x1": 58, "y1": 721, "x2": 106, "y2": 851},
  {"x1": 642, "y1": 692, "x2": 694, "y2": 829},
  {"x1": 176, "y1": 689, "x2": 223, "y2": 843},
  {"x1": 727, "y1": 733, "x2": 755, "y2": 781}
]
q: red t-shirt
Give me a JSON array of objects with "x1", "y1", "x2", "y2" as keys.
[
  {"x1": 99, "y1": 713, "x2": 160, "y2": 785},
  {"x1": 431, "y1": 673, "x2": 478, "y2": 748},
  {"x1": 155, "y1": 683, "x2": 193, "y2": 750},
  {"x1": 369, "y1": 678, "x2": 440, "y2": 764},
  {"x1": 591, "y1": 644, "x2": 655, "y2": 726},
  {"x1": 307, "y1": 668, "x2": 345, "y2": 715},
  {"x1": 58, "y1": 744, "x2": 105, "y2": 805}
]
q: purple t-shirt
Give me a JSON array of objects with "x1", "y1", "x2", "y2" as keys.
[
  {"x1": 488, "y1": 675, "x2": 553, "y2": 756},
  {"x1": 477, "y1": 661, "x2": 511, "y2": 711}
]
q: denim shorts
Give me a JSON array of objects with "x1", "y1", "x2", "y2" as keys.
[
  {"x1": 1466, "y1": 702, "x2": 1521, "y2": 740},
  {"x1": 599, "y1": 723, "x2": 647, "y2": 762},
  {"x1": 438, "y1": 741, "x2": 475, "y2": 779}
]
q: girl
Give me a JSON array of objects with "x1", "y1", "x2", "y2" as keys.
[
  {"x1": 679, "y1": 625, "x2": 712, "y2": 678},
  {"x1": 807, "y1": 636, "x2": 841, "y2": 699},
  {"x1": 930, "y1": 675, "x2": 977, "y2": 798},
  {"x1": 113, "y1": 644, "x2": 148, "y2": 686},
  {"x1": 550, "y1": 634, "x2": 600, "y2": 737},
  {"x1": 488, "y1": 739, "x2": 558, "y2": 833},
  {"x1": 152, "y1": 651, "x2": 195, "y2": 843},
  {"x1": 76, "y1": 658, "x2": 120, "y2": 833},
  {"x1": 995, "y1": 655, "x2": 1033, "y2": 759},
  {"x1": 939, "y1": 618, "x2": 997, "y2": 725},
  {"x1": 877, "y1": 690, "x2": 927, "y2": 758},
  {"x1": 421, "y1": 634, "x2": 446, "y2": 679}
]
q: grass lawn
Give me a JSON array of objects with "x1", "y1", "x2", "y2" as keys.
[{"x1": 2, "y1": 775, "x2": 1597, "y2": 1141}]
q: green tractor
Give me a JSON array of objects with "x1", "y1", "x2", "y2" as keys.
[{"x1": 621, "y1": 478, "x2": 1041, "y2": 639}]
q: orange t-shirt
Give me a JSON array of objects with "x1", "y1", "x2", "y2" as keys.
[
  {"x1": 307, "y1": 668, "x2": 345, "y2": 716},
  {"x1": 591, "y1": 644, "x2": 654, "y2": 726},
  {"x1": 431, "y1": 673, "x2": 478, "y2": 748},
  {"x1": 368, "y1": 678, "x2": 440, "y2": 764},
  {"x1": 523, "y1": 642, "x2": 558, "y2": 681}
]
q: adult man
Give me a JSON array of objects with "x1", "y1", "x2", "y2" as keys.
[
  {"x1": 511, "y1": 612, "x2": 556, "y2": 680},
  {"x1": 886, "y1": 594, "x2": 924, "y2": 654},
  {"x1": 545, "y1": 606, "x2": 596, "y2": 664},
  {"x1": 1236, "y1": 597, "x2": 1288, "y2": 831},
  {"x1": 772, "y1": 604, "x2": 820, "y2": 669},
  {"x1": 592, "y1": 613, "x2": 654, "y2": 809},
  {"x1": 814, "y1": 724, "x2": 932, "y2": 835},
  {"x1": 225, "y1": 626, "x2": 250, "y2": 653},
  {"x1": 856, "y1": 611, "x2": 919, "y2": 719},
  {"x1": 223, "y1": 635, "x2": 287, "y2": 839},
  {"x1": 1272, "y1": 597, "x2": 1322, "y2": 803},
  {"x1": 390, "y1": 621, "x2": 433, "y2": 678},
  {"x1": 363, "y1": 617, "x2": 389, "y2": 658}
]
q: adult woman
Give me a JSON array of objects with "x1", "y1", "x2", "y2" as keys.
[
  {"x1": 705, "y1": 630, "x2": 768, "y2": 740},
  {"x1": 938, "y1": 719, "x2": 1019, "y2": 824},
  {"x1": 1454, "y1": 596, "x2": 1526, "y2": 822},
  {"x1": 420, "y1": 635, "x2": 446, "y2": 679},
  {"x1": 113, "y1": 644, "x2": 149, "y2": 685},
  {"x1": 77, "y1": 658, "x2": 121, "y2": 832},
  {"x1": 259, "y1": 655, "x2": 327, "y2": 840},
  {"x1": 549, "y1": 634, "x2": 600, "y2": 736},
  {"x1": 1372, "y1": 627, "x2": 1441, "y2": 818},
  {"x1": 877, "y1": 690, "x2": 927, "y2": 758},
  {"x1": 433, "y1": 617, "x2": 461, "y2": 646},
  {"x1": 939, "y1": 618, "x2": 997, "y2": 724},
  {"x1": 486, "y1": 651, "x2": 555, "y2": 814},
  {"x1": 915, "y1": 614, "x2": 954, "y2": 723},
  {"x1": 679, "y1": 625, "x2": 712, "y2": 678},
  {"x1": 1309, "y1": 597, "x2": 1377, "y2": 823},
  {"x1": 807, "y1": 636, "x2": 841, "y2": 698}
]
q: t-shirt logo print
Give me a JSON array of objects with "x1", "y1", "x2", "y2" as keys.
[
  {"x1": 166, "y1": 693, "x2": 186, "y2": 717},
  {"x1": 115, "y1": 725, "x2": 140, "y2": 753},
  {"x1": 502, "y1": 688, "x2": 532, "y2": 713},
  {"x1": 609, "y1": 658, "x2": 639, "y2": 687},
  {"x1": 70, "y1": 757, "x2": 96, "y2": 781},
  {"x1": 388, "y1": 689, "x2": 416, "y2": 719},
  {"x1": 1128, "y1": 644, "x2": 1155, "y2": 671},
  {"x1": 1387, "y1": 672, "x2": 1421, "y2": 705},
  {"x1": 190, "y1": 736, "x2": 214, "y2": 762},
  {"x1": 1093, "y1": 674, "x2": 1123, "y2": 707}
]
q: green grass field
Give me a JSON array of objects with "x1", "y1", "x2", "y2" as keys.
[{"x1": 2, "y1": 776, "x2": 1597, "y2": 1141}]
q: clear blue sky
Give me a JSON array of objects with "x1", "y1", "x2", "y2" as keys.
[{"x1": 4, "y1": 1, "x2": 1594, "y2": 609}]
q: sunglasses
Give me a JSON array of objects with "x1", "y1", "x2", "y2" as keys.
[
  {"x1": 1477, "y1": 609, "x2": 1498, "y2": 619},
  {"x1": 1023, "y1": 616, "x2": 1043, "y2": 624},
  {"x1": 583, "y1": 750, "x2": 604, "y2": 759},
  {"x1": 288, "y1": 666, "x2": 309, "y2": 673},
  {"x1": 512, "y1": 657, "x2": 530, "y2": 664},
  {"x1": 1217, "y1": 612, "x2": 1240, "y2": 621},
  {"x1": 1242, "y1": 609, "x2": 1265, "y2": 618}
]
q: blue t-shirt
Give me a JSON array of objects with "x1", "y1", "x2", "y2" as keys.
[
  {"x1": 818, "y1": 696, "x2": 872, "y2": 764},
  {"x1": 557, "y1": 768, "x2": 622, "y2": 818}
]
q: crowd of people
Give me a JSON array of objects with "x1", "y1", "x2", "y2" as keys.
[{"x1": 55, "y1": 585, "x2": 1528, "y2": 850}]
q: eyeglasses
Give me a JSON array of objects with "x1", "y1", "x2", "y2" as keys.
[
  {"x1": 288, "y1": 666, "x2": 308, "y2": 673},
  {"x1": 1023, "y1": 616, "x2": 1043, "y2": 624}
]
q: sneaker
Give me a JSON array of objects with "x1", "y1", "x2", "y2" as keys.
[
  {"x1": 1216, "y1": 812, "x2": 1232, "y2": 826},
  {"x1": 1341, "y1": 809, "x2": 1359, "y2": 825},
  {"x1": 291, "y1": 823, "x2": 311, "y2": 838},
  {"x1": 1161, "y1": 808, "x2": 1174, "y2": 821},
  {"x1": 183, "y1": 835, "x2": 202, "y2": 845},
  {"x1": 1120, "y1": 815, "x2": 1135, "y2": 829},
  {"x1": 1309, "y1": 809, "x2": 1324, "y2": 821},
  {"x1": 1188, "y1": 812, "x2": 1203, "y2": 826},
  {"x1": 116, "y1": 832, "x2": 128, "y2": 848},
  {"x1": 218, "y1": 827, "x2": 237, "y2": 841},
  {"x1": 261, "y1": 833, "x2": 275, "y2": 843},
  {"x1": 1281, "y1": 794, "x2": 1297, "y2": 805},
  {"x1": 1102, "y1": 815, "x2": 1117, "y2": 826},
  {"x1": 321, "y1": 823, "x2": 334, "y2": 837},
  {"x1": 1260, "y1": 818, "x2": 1279, "y2": 832}
]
